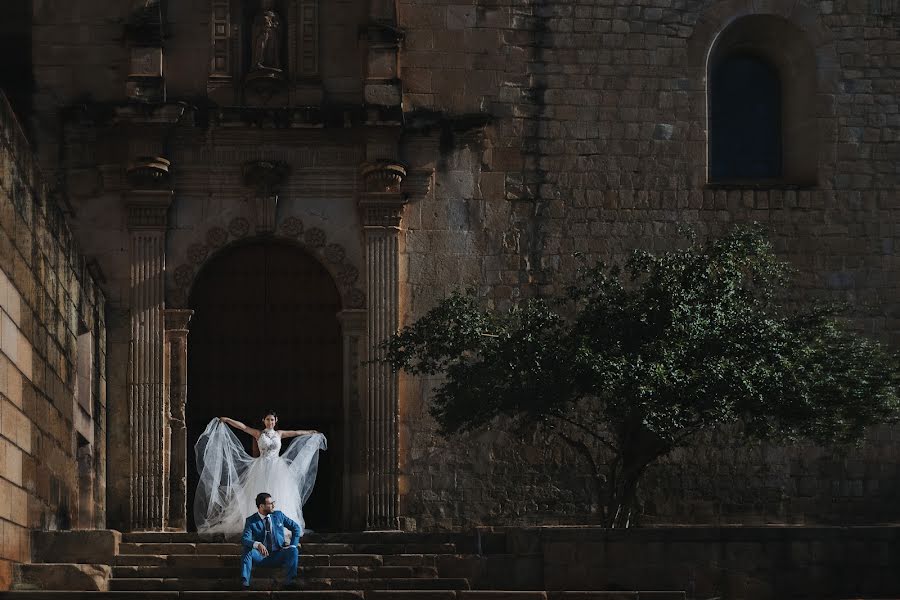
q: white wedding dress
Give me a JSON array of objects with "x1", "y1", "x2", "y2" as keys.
[{"x1": 193, "y1": 418, "x2": 327, "y2": 534}]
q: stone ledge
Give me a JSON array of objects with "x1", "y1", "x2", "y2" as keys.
[
  {"x1": 32, "y1": 531, "x2": 121, "y2": 565},
  {"x1": 13, "y1": 563, "x2": 112, "y2": 591}
]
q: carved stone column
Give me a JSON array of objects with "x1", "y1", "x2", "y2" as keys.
[
  {"x1": 125, "y1": 157, "x2": 173, "y2": 531},
  {"x1": 359, "y1": 161, "x2": 406, "y2": 529},
  {"x1": 337, "y1": 309, "x2": 367, "y2": 530},
  {"x1": 242, "y1": 160, "x2": 291, "y2": 234},
  {"x1": 164, "y1": 309, "x2": 193, "y2": 531}
]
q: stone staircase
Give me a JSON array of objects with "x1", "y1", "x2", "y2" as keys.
[
  {"x1": 109, "y1": 532, "x2": 472, "y2": 592},
  {"x1": 1, "y1": 531, "x2": 688, "y2": 599}
]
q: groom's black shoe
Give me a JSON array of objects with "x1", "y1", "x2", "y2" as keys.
[
  {"x1": 240, "y1": 579, "x2": 250, "y2": 589},
  {"x1": 281, "y1": 580, "x2": 304, "y2": 590}
]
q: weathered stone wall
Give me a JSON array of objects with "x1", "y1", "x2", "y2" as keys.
[
  {"x1": 0, "y1": 94, "x2": 106, "y2": 589},
  {"x1": 396, "y1": 0, "x2": 900, "y2": 529}
]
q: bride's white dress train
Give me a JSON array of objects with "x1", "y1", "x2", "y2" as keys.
[{"x1": 193, "y1": 418, "x2": 327, "y2": 534}]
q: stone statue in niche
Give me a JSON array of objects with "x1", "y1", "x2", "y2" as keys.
[{"x1": 251, "y1": 4, "x2": 283, "y2": 72}]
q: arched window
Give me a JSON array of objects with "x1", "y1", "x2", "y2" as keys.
[
  {"x1": 709, "y1": 54, "x2": 782, "y2": 181},
  {"x1": 706, "y1": 15, "x2": 818, "y2": 185}
]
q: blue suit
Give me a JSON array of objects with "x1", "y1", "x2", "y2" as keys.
[{"x1": 240, "y1": 511, "x2": 302, "y2": 586}]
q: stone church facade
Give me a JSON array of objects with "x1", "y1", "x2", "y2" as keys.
[{"x1": 0, "y1": 0, "x2": 897, "y2": 580}]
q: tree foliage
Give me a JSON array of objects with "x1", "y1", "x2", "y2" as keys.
[{"x1": 382, "y1": 225, "x2": 900, "y2": 527}]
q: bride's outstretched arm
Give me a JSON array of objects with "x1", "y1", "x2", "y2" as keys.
[
  {"x1": 219, "y1": 416, "x2": 261, "y2": 438},
  {"x1": 279, "y1": 428, "x2": 319, "y2": 438}
]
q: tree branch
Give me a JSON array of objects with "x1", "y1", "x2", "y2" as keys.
[
  {"x1": 552, "y1": 427, "x2": 604, "y2": 483},
  {"x1": 547, "y1": 411, "x2": 619, "y2": 453}
]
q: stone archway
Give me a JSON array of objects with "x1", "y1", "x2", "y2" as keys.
[
  {"x1": 185, "y1": 238, "x2": 345, "y2": 531},
  {"x1": 127, "y1": 160, "x2": 416, "y2": 532}
]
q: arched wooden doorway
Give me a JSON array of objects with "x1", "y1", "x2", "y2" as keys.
[{"x1": 186, "y1": 239, "x2": 343, "y2": 532}]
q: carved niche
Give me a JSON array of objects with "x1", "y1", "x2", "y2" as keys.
[{"x1": 208, "y1": 0, "x2": 321, "y2": 105}]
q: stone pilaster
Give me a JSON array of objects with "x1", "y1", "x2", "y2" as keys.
[
  {"x1": 164, "y1": 309, "x2": 193, "y2": 531},
  {"x1": 125, "y1": 157, "x2": 173, "y2": 530},
  {"x1": 337, "y1": 309, "x2": 367, "y2": 530},
  {"x1": 359, "y1": 161, "x2": 406, "y2": 529}
]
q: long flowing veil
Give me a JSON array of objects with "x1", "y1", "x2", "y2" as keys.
[{"x1": 193, "y1": 418, "x2": 327, "y2": 534}]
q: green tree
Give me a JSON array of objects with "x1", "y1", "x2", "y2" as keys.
[{"x1": 382, "y1": 225, "x2": 900, "y2": 527}]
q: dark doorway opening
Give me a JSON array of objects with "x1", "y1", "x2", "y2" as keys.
[{"x1": 186, "y1": 239, "x2": 343, "y2": 532}]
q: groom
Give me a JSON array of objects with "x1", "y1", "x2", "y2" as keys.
[{"x1": 240, "y1": 493, "x2": 302, "y2": 589}]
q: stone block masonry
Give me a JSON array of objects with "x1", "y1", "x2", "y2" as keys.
[
  {"x1": 397, "y1": 0, "x2": 900, "y2": 529},
  {"x1": 0, "y1": 93, "x2": 106, "y2": 590}
]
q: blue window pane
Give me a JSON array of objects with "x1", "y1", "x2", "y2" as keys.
[{"x1": 710, "y1": 54, "x2": 782, "y2": 180}]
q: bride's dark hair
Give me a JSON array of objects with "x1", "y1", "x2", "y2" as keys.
[{"x1": 262, "y1": 409, "x2": 278, "y2": 420}]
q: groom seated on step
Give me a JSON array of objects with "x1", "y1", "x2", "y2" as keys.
[{"x1": 240, "y1": 493, "x2": 302, "y2": 589}]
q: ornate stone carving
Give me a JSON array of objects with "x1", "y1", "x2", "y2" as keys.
[
  {"x1": 205, "y1": 226, "x2": 228, "y2": 248},
  {"x1": 324, "y1": 243, "x2": 346, "y2": 264},
  {"x1": 361, "y1": 161, "x2": 406, "y2": 193},
  {"x1": 359, "y1": 203, "x2": 405, "y2": 228},
  {"x1": 125, "y1": 183, "x2": 173, "y2": 232},
  {"x1": 126, "y1": 156, "x2": 172, "y2": 190},
  {"x1": 359, "y1": 160, "x2": 409, "y2": 228},
  {"x1": 187, "y1": 243, "x2": 209, "y2": 265},
  {"x1": 304, "y1": 227, "x2": 326, "y2": 247},
  {"x1": 244, "y1": 1, "x2": 286, "y2": 96},
  {"x1": 169, "y1": 221, "x2": 365, "y2": 311},
  {"x1": 297, "y1": 0, "x2": 319, "y2": 77},
  {"x1": 173, "y1": 264, "x2": 193, "y2": 288},
  {"x1": 242, "y1": 160, "x2": 291, "y2": 194},
  {"x1": 347, "y1": 288, "x2": 366, "y2": 309},
  {"x1": 228, "y1": 217, "x2": 250, "y2": 238},
  {"x1": 209, "y1": 0, "x2": 232, "y2": 79},
  {"x1": 336, "y1": 263, "x2": 359, "y2": 286},
  {"x1": 251, "y1": 4, "x2": 283, "y2": 72},
  {"x1": 126, "y1": 201, "x2": 171, "y2": 229},
  {"x1": 280, "y1": 216, "x2": 304, "y2": 237},
  {"x1": 243, "y1": 160, "x2": 290, "y2": 233}
]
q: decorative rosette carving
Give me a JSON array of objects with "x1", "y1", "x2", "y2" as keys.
[
  {"x1": 304, "y1": 227, "x2": 327, "y2": 248},
  {"x1": 229, "y1": 217, "x2": 251, "y2": 238},
  {"x1": 206, "y1": 226, "x2": 228, "y2": 248},
  {"x1": 173, "y1": 264, "x2": 193, "y2": 288},
  {"x1": 280, "y1": 216, "x2": 304, "y2": 237},
  {"x1": 187, "y1": 243, "x2": 209, "y2": 265},
  {"x1": 336, "y1": 263, "x2": 359, "y2": 286},
  {"x1": 170, "y1": 221, "x2": 365, "y2": 311},
  {"x1": 323, "y1": 243, "x2": 346, "y2": 264}
]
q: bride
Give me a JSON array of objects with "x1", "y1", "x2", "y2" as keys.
[{"x1": 193, "y1": 410, "x2": 327, "y2": 534}]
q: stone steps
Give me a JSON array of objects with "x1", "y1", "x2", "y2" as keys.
[
  {"x1": 117, "y1": 543, "x2": 459, "y2": 556},
  {"x1": 111, "y1": 565, "x2": 440, "y2": 579},
  {"x1": 7, "y1": 532, "x2": 690, "y2": 600},
  {"x1": 121, "y1": 532, "x2": 477, "y2": 547},
  {"x1": 0, "y1": 592, "x2": 688, "y2": 600},
  {"x1": 108, "y1": 577, "x2": 472, "y2": 592},
  {"x1": 114, "y1": 553, "x2": 478, "y2": 570}
]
